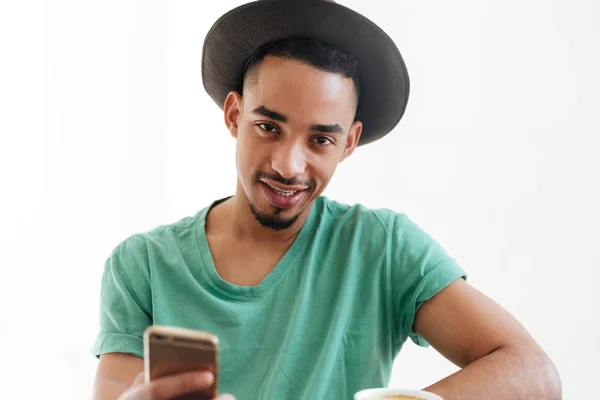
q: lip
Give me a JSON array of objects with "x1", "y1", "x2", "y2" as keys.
[
  {"x1": 259, "y1": 179, "x2": 309, "y2": 192},
  {"x1": 260, "y1": 181, "x2": 306, "y2": 209}
]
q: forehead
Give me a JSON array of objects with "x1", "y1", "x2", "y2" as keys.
[{"x1": 243, "y1": 56, "x2": 356, "y2": 123}]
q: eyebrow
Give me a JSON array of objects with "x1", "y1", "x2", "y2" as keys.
[
  {"x1": 253, "y1": 105, "x2": 345, "y2": 135},
  {"x1": 252, "y1": 106, "x2": 287, "y2": 123},
  {"x1": 310, "y1": 123, "x2": 345, "y2": 135}
]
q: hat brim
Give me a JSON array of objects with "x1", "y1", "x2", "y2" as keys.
[{"x1": 201, "y1": 0, "x2": 410, "y2": 146}]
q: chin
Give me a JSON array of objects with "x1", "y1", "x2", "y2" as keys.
[{"x1": 249, "y1": 200, "x2": 303, "y2": 231}]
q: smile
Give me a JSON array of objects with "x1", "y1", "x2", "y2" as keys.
[
  {"x1": 260, "y1": 181, "x2": 309, "y2": 209},
  {"x1": 265, "y1": 183, "x2": 299, "y2": 197}
]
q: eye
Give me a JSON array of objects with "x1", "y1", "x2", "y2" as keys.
[
  {"x1": 311, "y1": 136, "x2": 334, "y2": 146},
  {"x1": 257, "y1": 123, "x2": 279, "y2": 133}
]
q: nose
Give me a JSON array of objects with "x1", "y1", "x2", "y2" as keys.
[{"x1": 271, "y1": 141, "x2": 307, "y2": 179}]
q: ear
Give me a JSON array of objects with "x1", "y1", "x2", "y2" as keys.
[
  {"x1": 223, "y1": 91, "x2": 243, "y2": 138},
  {"x1": 340, "y1": 120, "x2": 363, "y2": 162}
]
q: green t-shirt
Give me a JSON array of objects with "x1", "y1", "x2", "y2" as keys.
[{"x1": 92, "y1": 196, "x2": 466, "y2": 399}]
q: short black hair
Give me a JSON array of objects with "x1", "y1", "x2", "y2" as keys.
[{"x1": 242, "y1": 37, "x2": 360, "y2": 108}]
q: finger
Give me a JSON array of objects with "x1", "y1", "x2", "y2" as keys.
[
  {"x1": 124, "y1": 371, "x2": 214, "y2": 400},
  {"x1": 131, "y1": 371, "x2": 145, "y2": 387}
]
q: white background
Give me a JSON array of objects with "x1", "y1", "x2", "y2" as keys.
[{"x1": 1, "y1": 0, "x2": 598, "y2": 398}]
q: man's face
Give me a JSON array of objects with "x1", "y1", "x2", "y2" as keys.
[{"x1": 224, "y1": 56, "x2": 362, "y2": 230}]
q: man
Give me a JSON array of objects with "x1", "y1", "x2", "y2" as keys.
[{"x1": 92, "y1": 1, "x2": 561, "y2": 399}]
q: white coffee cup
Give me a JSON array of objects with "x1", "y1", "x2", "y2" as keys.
[{"x1": 354, "y1": 388, "x2": 443, "y2": 400}]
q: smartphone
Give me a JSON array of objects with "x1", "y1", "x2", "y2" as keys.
[{"x1": 144, "y1": 325, "x2": 219, "y2": 400}]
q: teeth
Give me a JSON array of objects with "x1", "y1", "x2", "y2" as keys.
[{"x1": 267, "y1": 183, "x2": 297, "y2": 197}]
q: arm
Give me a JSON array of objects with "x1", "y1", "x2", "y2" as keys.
[
  {"x1": 415, "y1": 279, "x2": 562, "y2": 399},
  {"x1": 93, "y1": 353, "x2": 143, "y2": 399}
]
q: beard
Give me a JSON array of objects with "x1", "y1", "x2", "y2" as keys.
[{"x1": 249, "y1": 202, "x2": 301, "y2": 231}]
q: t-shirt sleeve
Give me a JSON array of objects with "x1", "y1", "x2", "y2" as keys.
[
  {"x1": 391, "y1": 214, "x2": 467, "y2": 347},
  {"x1": 91, "y1": 235, "x2": 153, "y2": 359}
]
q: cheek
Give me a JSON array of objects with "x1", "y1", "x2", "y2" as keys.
[
  {"x1": 312, "y1": 156, "x2": 340, "y2": 185},
  {"x1": 236, "y1": 131, "x2": 261, "y2": 178},
  {"x1": 235, "y1": 137, "x2": 251, "y2": 176}
]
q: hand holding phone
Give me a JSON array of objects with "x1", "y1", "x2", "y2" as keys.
[
  {"x1": 117, "y1": 370, "x2": 225, "y2": 400},
  {"x1": 115, "y1": 325, "x2": 230, "y2": 400}
]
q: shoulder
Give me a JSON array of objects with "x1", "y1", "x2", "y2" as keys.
[
  {"x1": 316, "y1": 197, "x2": 439, "y2": 256},
  {"x1": 318, "y1": 196, "x2": 409, "y2": 229},
  {"x1": 109, "y1": 209, "x2": 204, "y2": 265},
  {"x1": 317, "y1": 196, "x2": 413, "y2": 241}
]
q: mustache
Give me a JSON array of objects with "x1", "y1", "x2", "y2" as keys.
[{"x1": 255, "y1": 171, "x2": 315, "y2": 190}]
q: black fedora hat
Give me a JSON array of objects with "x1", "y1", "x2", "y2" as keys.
[{"x1": 201, "y1": 0, "x2": 410, "y2": 146}]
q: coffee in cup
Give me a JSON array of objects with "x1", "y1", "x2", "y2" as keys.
[{"x1": 354, "y1": 388, "x2": 443, "y2": 400}]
